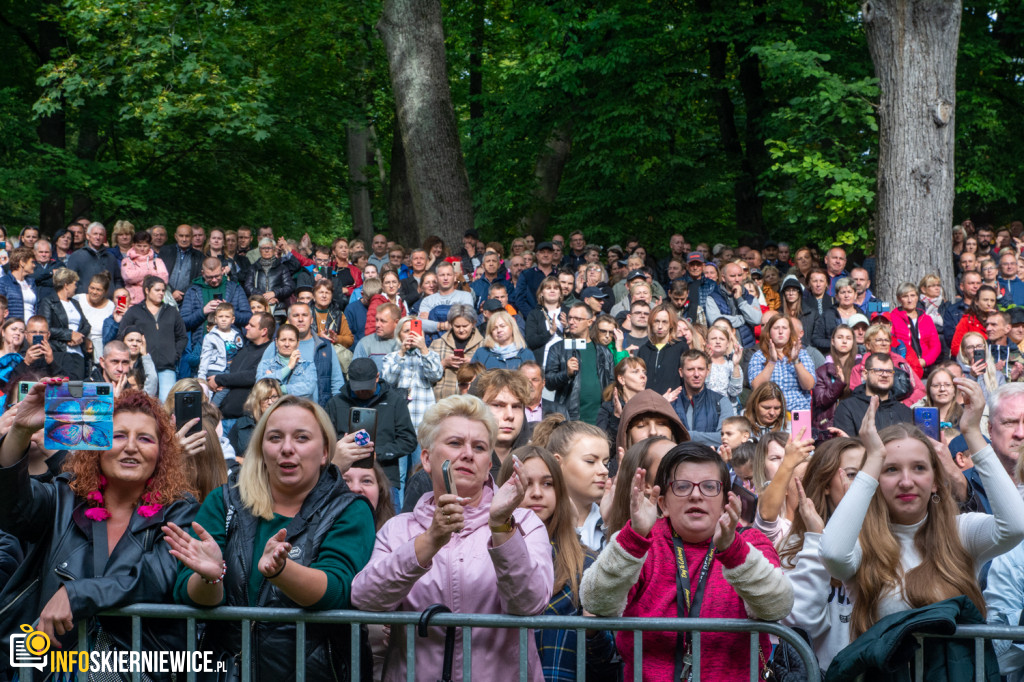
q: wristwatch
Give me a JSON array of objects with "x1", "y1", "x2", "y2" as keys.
[{"x1": 489, "y1": 516, "x2": 516, "y2": 533}]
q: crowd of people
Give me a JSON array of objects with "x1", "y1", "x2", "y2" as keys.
[{"x1": 5, "y1": 219, "x2": 1024, "y2": 680}]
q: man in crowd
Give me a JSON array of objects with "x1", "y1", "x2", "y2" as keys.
[
  {"x1": 998, "y1": 248, "x2": 1024, "y2": 306},
  {"x1": 418, "y1": 262, "x2": 474, "y2": 335},
  {"x1": 622, "y1": 300, "x2": 650, "y2": 352},
  {"x1": 558, "y1": 269, "x2": 579, "y2": 308},
  {"x1": 235, "y1": 226, "x2": 253, "y2": 257},
  {"x1": 400, "y1": 248, "x2": 429, "y2": 306},
  {"x1": 985, "y1": 311, "x2": 1024, "y2": 381},
  {"x1": 30, "y1": 240, "x2": 57, "y2": 301},
  {"x1": 367, "y1": 234, "x2": 390, "y2": 271},
  {"x1": 832, "y1": 353, "x2": 912, "y2": 436},
  {"x1": 671, "y1": 350, "x2": 735, "y2": 446},
  {"x1": 658, "y1": 233, "x2": 687, "y2": 285},
  {"x1": 850, "y1": 267, "x2": 875, "y2": 309},
  {"x1": 507, "y1": 254, "x2": 525, "y2": 289},
  {"x1": 326, "y1": 357, "x2": 417, "y2": 496},
  {"x1": 160, "y1": 224, "x2": 205, "y2": 303},
  {"x1": 513, "y1": 241, "x2": 557, "y2": 314},
  {"x1": 207, "y1": 312, "x2": 275, "y2": 432},
  {"x1": 705, "y1": 261, "x2": 760, "y2": 348},
  {"x1": 544, "y1": 303, "x2": 612, "y2": 423},
  {"x1": 825, "y1": 246, "x2": 849, "y2": 295},
  {"x1": 470, "y1": 251, "x2": 508, "y2": 310},
  {"x1": 191, "y1": 225, "x2": 206, "y2": 251},
  {"x1": 345, "y1": 277, "x2": 381, "y2": 345},
  {"x1": 89, "y1": 340, "x2": 132, "y2": 386},
  {"x1": 958, "y1": 251, "x2": 978, "y2": 275},
  {"x1": 181, "y1": 257, "x2": 252, "y2": 347},
  {"x1": 353, "y1": 302, "x2": 400, "y2": 372},
  {"x1": 150, "y1": 225, "x2": 168, "y2": 250},
  {"x1": 16, "y1": 317, "x2": 85, "y2": 380},
  {"x1": 580, "y1": 287, "x2": 608, "y2": 316},
  {"x1": 260, "y1": 302, "x2": 344, "y2": 405},
  {"x1": 564, "y1": 230, "x2": 588, "y2": 270},
  {"x1": 521, "y1": 361, "x2": 568, "y2": 422},
  {"x1": 67, "y1": 222, "x2": 121, "y2": 295},
  {"x1": 986, "y1": 382, "x2": 1024, "y2": 477},
  {"x1": 943, "y1": 270, "x2": 983, "y2": 347}
]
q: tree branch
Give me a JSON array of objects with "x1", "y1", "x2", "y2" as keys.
[{"x1": 0, "y1": 10, "x2": 44, "y2": 61}]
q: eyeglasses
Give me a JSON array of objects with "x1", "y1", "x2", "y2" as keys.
[
  {"x1": 668, "y1": 480, "x2": 723, "y2": 497},
  {"x1": 567, "y1": 315, "x2": 590, "y2": 322},
  {"x1": 931, "y1": 383, "x2": 953, "y2": 390},
  {"x1": 867, "y1": 368, "x2": 894, "y2": 376}
]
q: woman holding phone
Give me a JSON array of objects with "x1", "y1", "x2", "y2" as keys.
[
  {"x1": 351, "y1": 395, "x2": 553, "y2": 681},
  {"x1": 428, "y1": 304, "x2": 484, "y2": 400},
  {"x1": 957, "y1": 331, "x2": 1005, "y2": 400}
]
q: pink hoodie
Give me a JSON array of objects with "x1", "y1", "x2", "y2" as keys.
[
  {"x1": 351, "y1": 480, "x2": 553, "y2": 681},
  {"x1": 120, "y1": 245, "x2": 169, "y2": 303}
]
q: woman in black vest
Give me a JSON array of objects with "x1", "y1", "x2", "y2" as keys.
[{"x1": 166, "y1": 394, "x2": 376, "y2": 681}]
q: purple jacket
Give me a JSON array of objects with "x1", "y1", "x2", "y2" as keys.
[{"x1": 351, "y1": 479, "x2": 553, "y2": 681}]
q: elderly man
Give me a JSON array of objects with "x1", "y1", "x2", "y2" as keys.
[
  {"x1": 67, "y1": 222, "x2": 121, "y2": 295},
  {"x1": 159, "y1": 224, "x2": 205, "y2": 303}
]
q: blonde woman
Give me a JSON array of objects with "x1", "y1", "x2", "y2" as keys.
[
  {"x1": 957, "y1": 331, "x2": 1005, "y2": 400},
  {"x1": 167, "y1": 395, "x2": 375, "y2": 680},
  {"x1": 472, "y1": 310, "x2": 535, "y2": 369}
]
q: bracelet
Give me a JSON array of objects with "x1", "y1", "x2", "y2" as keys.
[
  {"x1": 200, "y1": 561, "x2": 227, "y2": 585},
  {"x1": 265, "y1": 560, "x2": 287, "y2": 580}
]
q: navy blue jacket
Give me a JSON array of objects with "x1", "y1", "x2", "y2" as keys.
[{"x1": 0, "y1": 273, "x2": 35, "y2": 320}]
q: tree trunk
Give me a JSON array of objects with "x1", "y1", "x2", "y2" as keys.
[
  {"x1": 71, "y1": 114, "x2": 101, "y2": 220},
  {"x1": 36, "y1": 9, "x2": 66, "y2": 234},
  {"x1": 519, "y1": 123, "x2": 573, "y2": 241},
  {"x1": 346, "y1": 120, "x2": 375, "y2": 242},
  {"x1": 469, "y1": 0, "x2": 484, "y2": 146},
  {"x1": 387, "y1": 122, "x2": 418, "y2": 246},
  {"x1": 864, "y1": 0, "x2": 960, "y2": 300},
  {"x1": 378, "y1": 0, "x2": 475, "y2": 249}
]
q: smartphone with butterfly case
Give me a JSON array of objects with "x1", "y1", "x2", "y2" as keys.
[{"x1": 44, "y1": 381, "x2": 114, "y2": 450}]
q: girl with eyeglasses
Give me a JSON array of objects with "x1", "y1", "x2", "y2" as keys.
[{"x1": 581, "y1": 442, "x2": 793, "y2": 681}]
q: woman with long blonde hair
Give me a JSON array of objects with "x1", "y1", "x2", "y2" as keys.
[
  {"x1": 820, "y1": 380, "x2": 1024, "y2": 639},
  {"x1": 957, "y1": 331, "x2": 1005, "y2": 400}
]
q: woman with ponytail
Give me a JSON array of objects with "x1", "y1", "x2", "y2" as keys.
[{"x1": 819, "y1": 378, "x2": 1024, "y2": 640}]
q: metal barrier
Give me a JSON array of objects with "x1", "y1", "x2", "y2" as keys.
[
  {"x1": 20, "y1": 604, "x2": 820, "y2": 682},
  {"x1": 912, "y1": 623, "x2": 1024, "y2": 682}
]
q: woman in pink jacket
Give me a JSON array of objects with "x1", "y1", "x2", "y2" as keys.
[
  {"x1": 351, "y1": 395, "x2": 554, "y2": 681},
  {"x1": 580, "y1": 442, "x2": 794, "y2": 682},
  {"x1": 120, "y1": 231, "x2": 169, "y2": 303},
  {"x1": 889, "y1": 282, "x2": 941, "y2": 376}
]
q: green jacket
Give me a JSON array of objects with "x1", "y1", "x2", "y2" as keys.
[{"x1": 825, "y1": 596, "x2": 998, "y2": 682}]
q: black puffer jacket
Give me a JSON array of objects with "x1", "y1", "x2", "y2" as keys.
[
  {"x1": 0, "y1": 446, "x2": 198, "y2": 660},
  {"x1": 204, "y1": 466, "x2": 372, "y2": 682},
  {"x1": 244, "y1": 257, "x2": 295, "y2": 302}
]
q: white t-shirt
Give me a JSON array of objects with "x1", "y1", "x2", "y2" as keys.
[
  {"x1": 74, "y1": 294, "x2": 114, "y2": 363},
  {"x1": 20, "y1": 278, "x2": 36, "y2": 318},
  {"x1": 61, "y1": 299, "x2": 83, "y2": 356}
]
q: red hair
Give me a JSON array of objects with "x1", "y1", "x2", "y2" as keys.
[{"x1": 65, "y1": 390, "x2": 194, "y2": 505}]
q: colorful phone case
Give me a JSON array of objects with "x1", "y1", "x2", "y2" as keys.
[{"x1": 44, "y1": 382, "x2": 114, "y2": 450}]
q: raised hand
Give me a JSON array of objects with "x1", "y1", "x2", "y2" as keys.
[
  {"x1": 955, "y1": 377, "x2": 986, "y2": 434},
  {"x1": 429, "y1": 492, "x2": 466, "y2": 547},
  {"x1": 713, "y1": 492, "x2": 742, "y2": 552},
  {"x1": 490, "y1": 455, "x2": 526, "y2": 524},
  {"x1": 795, "y1": 478, "x2": 824, "y2": 534},
  {"x1": 176, "y1": 418, "x2": 207, "y2": 458},
  {"x1": 599, "y1": 475, "x2": 616, "y2": 524},
  {"x1": 333, "y1": 431, "x2": 374, "y2": 474},
  {"x1": 785, "y1": 429, "x2": 814, "y2": 467},
  {"x1": 629, "y1": 468, "x2": 660, "y2": 537},
  {"x1": 163, "y1": 521, "x2": 225, "y2": 581},
  {"x1": 662, "y1": 386, "x2": 682, "y2": 404},
  {"x1": 259, "y1": 529, "x2": 291, "y2": 578},
  {"x1": 857, "y1": 395, "x2": 886, "y2": 479}
]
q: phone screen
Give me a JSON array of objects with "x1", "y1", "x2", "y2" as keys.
[
  {"x1": 44, "y1": 382, "x2": 114, "y2": 450},
  {"x1": 32, "y1": 334, "x2": 44, "y2": 346}
]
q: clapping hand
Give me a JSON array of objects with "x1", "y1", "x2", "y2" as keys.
[
  {"x1": 712, "y1": 492, "x2": 742, "y2": 552},
  {"x1": 629, "y1": 468, "x2": 660, "y2": 537},
  {"x1": 258, "y1": 529, "x2": 291, "y2": 578},
  {"x1": 163, "y1": 521, "x2": 226, "y2": 582},
  {"x1": 795, "y1": 478, "x2": 824, "y2": 534},
  {"x1": 490, "y1": 455, "x2": 526, "y2": 527}
]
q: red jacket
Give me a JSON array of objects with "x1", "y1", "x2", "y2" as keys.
[
  {"x1": 951, "y1": 313, "x2": 987, "y2": 357},
  {"x1": 890, "y1": 309, "x2": 941, "y2": 374}
]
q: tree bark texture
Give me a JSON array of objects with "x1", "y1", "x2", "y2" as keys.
[
  {"x1": 864, "y1": 0, "x2": 960, "y2": 301},
  {"x1": 378, "y1": 0, "x2": 475, "y2": 249},
  {"x1": 387, "y1": 122, "x2": 418, "y2": 245},
  {"x1": 346, "y1": 121, "x2": 375, "y2": 242},
  {"x1": 519, "y1": 123, "x2": 573, "y2": 241}
]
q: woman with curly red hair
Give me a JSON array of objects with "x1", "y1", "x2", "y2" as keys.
[{"x1": 0, "y1": 380, "x2": 198, "y2": 661}]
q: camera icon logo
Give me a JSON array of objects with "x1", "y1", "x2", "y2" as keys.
[{"x1": 10, "y1": 623, "x2": 50, "y2": 671}]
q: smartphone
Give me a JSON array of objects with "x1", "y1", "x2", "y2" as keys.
[
  {"x1": 44, "y1": 382, "x2": 114, "y2": 450},
  {"x1": 116, "y1": 295, "x2": 127, "y2": 308},
  {"x1": 212, "y1": 293, "x2": 223, "y2": 301},
  {"x1": 174, "y1": 390, "x2": 203, "y2": 437},
  {"x1": 32, "y1": 334, "x2": 44, "y2": 347},
  {"x1": 442, "y1": 460, "x2": 458, "y2": 496},
  {"x1": 914, "y1": 407, "x2": 941, "y2": 441},
  {"x1": 348, "y1": 407, "x2": 377, "y2": 469},
  {"x1": 18, "y1": 381, "x2": 37, "y2": 403},
  {"x1": 973, "y1": 348, "x2": 986, "y2": 364},
  {"x1": 410, "y1": 319, "x2": 422, "y2": 335},
  {"x1": 453, "y1": 348, "x2": 464, "y2": 359},
  {"x1": 790, "y1": 409, "x2": 812, "y2": 442}
]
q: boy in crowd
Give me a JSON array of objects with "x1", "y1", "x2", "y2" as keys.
[
  {"x1": 198, "y1": 302, "x2": 245, "y2": 405},
  {"x1": 719, "y1": 415, "x2": 753, "y2": 463}
]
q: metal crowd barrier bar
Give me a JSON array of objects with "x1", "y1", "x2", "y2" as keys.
[
  {"x1": 912, "y1": 623, "x2": 1024, "y2": 682},
  {"x1": 22, "y1": 604, "x2": 820, "y2": 682}
]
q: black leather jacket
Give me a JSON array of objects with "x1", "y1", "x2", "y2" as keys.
[
  {"x1": 244, "y1": 258, "x2": 295, "y2": 302},
  {"x1": 37, "y1": 294, "x2": 93, "y2": 354},
  {"x1": 204, "y1": 466, "x2": 369, "y2": 682},
  {"x1": 0, "y1": 447, "x2": 199, "y2": 662}
]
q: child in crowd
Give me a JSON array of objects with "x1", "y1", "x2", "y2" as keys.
[
  {"x1": 198, "y1": 302, "x2": 244, "y2": 405},
  {"x1": 730, "y1": 441, "x2": 757, "y2": 492},
  {"x1": 719, "y1": 415, "x2": 753, "y2": 462}
]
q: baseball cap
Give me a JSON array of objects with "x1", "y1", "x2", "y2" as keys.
[
  {"x1": 848, "y1": 313, "x2": 870, "y2": 328},
  {"x1": 687, "y1": 252, "x2": 704, "y2": 263},
  {"x1": 347, "y1": 358, "x2": 379, "y2": 392},
  {"x1": 481, "y1": 299, "x2": 505, "y2": 312},
  {"x1": 1010, "y1": 308, "x2": 1024, "y2": 326},
  {"x1": 536, "y1": 241, "x2": 555, "y2": 252},
  {"x1": 626, "y1": 269, "x2": 647, "y2": 282},
  {"x1": 581, "y1": 286, "x2": 608, "y2": 300}
]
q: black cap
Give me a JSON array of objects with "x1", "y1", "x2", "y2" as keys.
[
  {"x1": 1010, "y1": 308, "x2": 1024, "y2": 325},
  {"x1": 626, "y1": 269, "x2": 647, "y2": 281},
  {"x1": 482, "y1": 299, "x2": 505, "y2": 312},
  {"x1": 295, "y1": 285, "x2": 313, "y2": 295},
  {"x1": 347, "y1": 358, "x2": 379, "y2": 392},
  {"x1": 536, "y1": 241, "x2": 555, "y2": 252},
  {"x1": 764, "y1": 240, "x2": 778, "y2": 248},
  {"x1": 581, "y1": 286, "x2": 608, "y2": 299},
  {"x1": 464, "y1": 229, "x2": 479, "y2": 239}
]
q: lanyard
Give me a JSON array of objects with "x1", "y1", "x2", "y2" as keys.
[{"x1": 672, "y1": 532, "x2": 715, "y2": 680}]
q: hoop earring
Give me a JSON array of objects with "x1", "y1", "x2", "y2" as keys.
[{"x1": 931, "y1": 493, "x2": 940, "y2": 504}]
